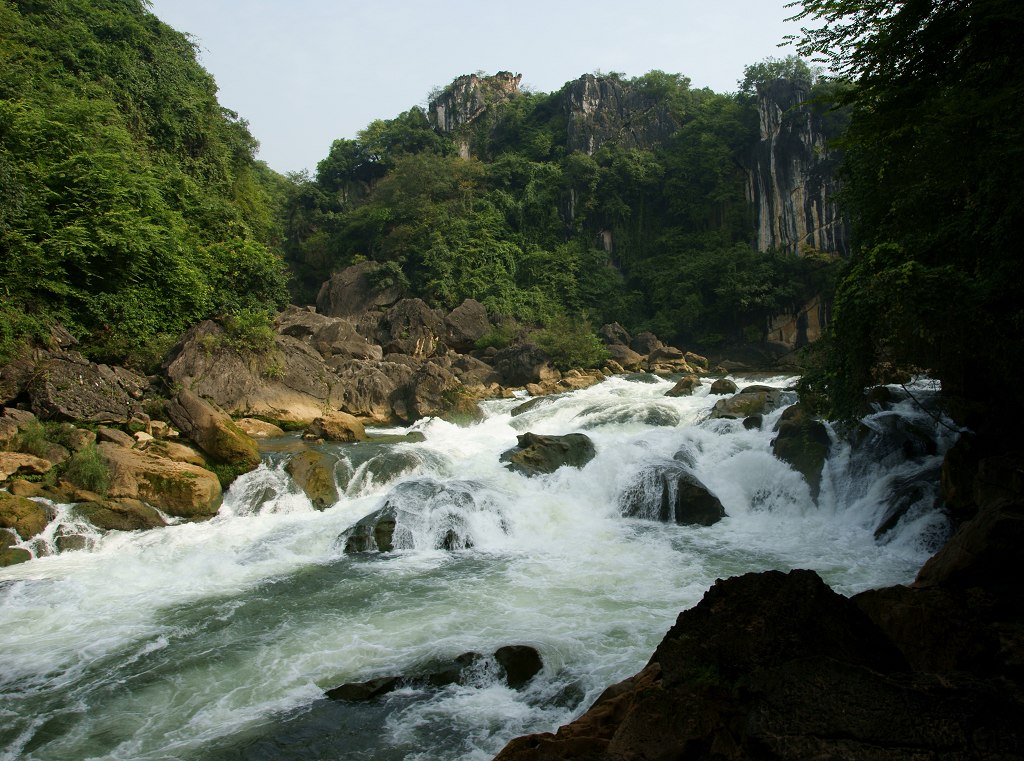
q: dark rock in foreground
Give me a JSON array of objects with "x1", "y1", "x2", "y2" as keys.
[{"x1": 500, "y1": 432, "x2": 596, "y2": 477}]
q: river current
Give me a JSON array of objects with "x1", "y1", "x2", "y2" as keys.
[{"x1": 0, "y1": 374, "x2": 955, "y2": 760}]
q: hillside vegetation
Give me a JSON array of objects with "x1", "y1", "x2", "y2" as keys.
[{"x1": 0, "y1": 0, "x2": 289, "y2": 367}]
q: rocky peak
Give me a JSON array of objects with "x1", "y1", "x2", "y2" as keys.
[
  {"x1": 428, "y1": 71, "x2": 522, "y2": 134},
  {"x1": 560, "y1": 74, "x2": 678, "y2": 155},
  {"x1": 747, "y1": 77, "x2": 848, "y2": 256}
]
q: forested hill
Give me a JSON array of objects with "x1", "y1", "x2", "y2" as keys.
[
  {"x1": 0, "y1": 0, "x2": 289, "y2": 366},
  {"x1": 284, "y1": 62, "x2": 847, "y2": 352}
]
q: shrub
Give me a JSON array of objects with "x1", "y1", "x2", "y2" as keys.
[
  {"x1": 532, "y1": 316, "x2": 609, "y2": 371},
  {"x1": 61, "y1": 443, "x2": 110, "y2": 495}
]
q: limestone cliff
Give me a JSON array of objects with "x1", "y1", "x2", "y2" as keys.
[
  {"x1": 428, "y1": 71, "x2": 521, "y2": 156},
  {"x1": 747, "y1": 78, "x2": 848, "y2": 256},
  {"x1": 559, "y1": 74, "x2": 678, "y2": 155}
]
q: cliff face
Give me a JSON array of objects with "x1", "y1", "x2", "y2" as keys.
[
  {"x1": 560, "y1": 74, "x2": 678, "y2": 155},
  {"x1": 747, "y1": 79, "x2": 848, "y2": 256},
  {"x1": 429, "y1": 72, "x2": 521, "y2": 145}
]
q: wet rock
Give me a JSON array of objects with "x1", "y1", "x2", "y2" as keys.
[
  {"x1": 99, "y1": 441, "x2": 222, "y2": 520},
  {"x1": 315, "y1": 261, "x2": 406, "y2": 319},
  {"x1": 73, "y1": 498, "x2": 166, "y2": 532},
  {"x1": 495, "y1": 645, "x2": 543, "y2": 689},
  {"x1": 500, "y1": 432, "x2": 596, "y2": 476},
  {"x1": 285, "y1": 449, "x2": 340, "y2": 510},
  {"x1": 165, "y1": 389, "x2": 260, "y2": 473},
  {"x1": 771, "y1": 403, "x2": 832, "y2": 500},
  {"x1": 620, "y1": 462, "x2": 726, "y2": 526},
  {"x1": 873, "y1": 465, "x2": 943, "y2": 540},
  {"x1": 665, "y1": 375, "x2": 700, "y2": 397},
  {"x1": 709, "y1": 378, "x2": 738, "y2": 395},
  {"x1": 444, "y1": 299, "x2": 490, "y2": 353},
  {"x1": 325, "y1": 676, "x2": 402, "y2": 702},
  {"x1": 304, "y1": 412, "x2": 366, "y2": 442},
  {"x1": 710, "y1": 387, "x2": 783, "y2": 419},
  {"x1": 0, "y1": 531, "x2": 31, "y2": 565},
  {"x1": 743, "y1": 414, "x2": 763, "y2": 430},
  {"x1": 341, "y1": 505, "x2": 398, "y2": 552},
  {"x1": 510, "y1": 397, "x2": 557, "y2": 417},
  {"x1": 28, "y1": 351, "x2": 147, "y2": 424},
  {"x1": 850, "y1": 411, "x2": 938, "y2": 470},
  {"x1": 0, "y1": 491, "x2": 55, "y2": 539}
]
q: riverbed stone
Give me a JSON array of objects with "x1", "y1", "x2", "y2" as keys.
[
  {"x1": 771, "y1": 403, "x2": 832, "y2": 500},
  {"x1": 495, "y1": 645, "x2": 543, "y2": 689},
  {"x1": 500, "y1": 432, "x2": 596, "y2": 476},
  {"x1": 665, "y1": 375, "x2": 700, "y2": 397},
  {"x1": 710, "y1": 378, "x2": 738, "y2": 395},
  {"x1": 303, "y1": 412, "x2": 366, "y2": 442},
  {"x1": 710, "y1": 387, "x2": 783, "y2": 419},
  {"x1": 0, "y1": 491, "x2": 55, "y2": 539},
  {"x1": 73, "y1": 498, "x2": 167, "y2": 532},
  {"x1": 285, "y1": 449, "x2": 340, "y2": 510}
]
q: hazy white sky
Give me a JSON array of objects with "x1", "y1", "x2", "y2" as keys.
[{"x1": 146, "y1": 1, "x2": 803, "y2": 175}]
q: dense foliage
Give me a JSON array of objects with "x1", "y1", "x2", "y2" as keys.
[
  {"x1": 789, "y1": 0, "x2": 1024, "y2": 419},
  {"x1": 0, "y1": 0, "x2": 289, "y2": 366},
  {"x1": 283, "y1": 68, "x2": 839, "y2": 350}
]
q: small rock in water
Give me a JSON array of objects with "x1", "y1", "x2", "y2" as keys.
[
  {"x1": 495, "y1": 645, "x2": 543, "y2": 689},
  {"x1": 325, "y1": 676, "x2": 401, "y2": 702},
  {"x1": 500, "y1": 432, "x2": 596, "y2": 476}
]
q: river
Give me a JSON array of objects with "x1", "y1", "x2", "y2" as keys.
[{"x1": 0, "y1": 374, "x2": 955, "y2": 760}]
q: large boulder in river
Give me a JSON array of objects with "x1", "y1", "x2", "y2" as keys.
[
  {"x1": 500, "y1": 432, "x2": 596, "y2": 476},
  {"x1": 771, "y1": 403, "x2": 832, "y2": 500},
  {"x1": 285, "y1": 449, "x2": 340, "y2": 510},
  {"x1": 165, "y1": 389, "x2": 260, "y2": 474},
  {"x1": 28, "y1": 351, "x2": 147, "y2": 424},
  {"x1": 99, "y1": 441, "x2": 222, "y2": 519},
  {"x1": 444, "y1": 299, "x2": 490, "y2": 353},
  {"x1": 315, "y1": 261, "x2": 405, "y2": 318},
  {"x1": 303, "y1": 412, "x2": 365, "y2": 442},
  {"x1": 710, "y1": 385, "x2": 784, "y2": 419},
  {"x1": 0, "y1": 491, "x2": 55, "y2": 539},
  {"x1": 619, "y1": 461, "x2": 726, "y2": 526}
]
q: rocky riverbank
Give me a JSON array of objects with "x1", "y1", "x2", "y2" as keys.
[
  {"x1": 493, "y1": 434, "x2": 1024, "y2": 760},
  {"x1": 1, "y1": 263, "x2": 712, "y2": 564}
]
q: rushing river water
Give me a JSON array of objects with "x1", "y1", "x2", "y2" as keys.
[{"x1": 0, "y1": 374, "x2": 956, "y2": 760}]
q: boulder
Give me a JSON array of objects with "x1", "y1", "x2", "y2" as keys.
[
  {"x1": 0, "y1": 351, "x2": 36, "y2": 406},
  {"x1": 665, "y1": 375, "x2": 700, "y2": 397},
  {"x1": 443, "y1": 299, "x2": 490, "y2": 353},
  {"x1": 303, "y1": 412, "x2": 366, "y2": 442},
  {"x1": 771, "y1": 403, "x2": 832, "y2": 500},
  {"x1": 630, "y1": 331, "x2": 663, "y2": 355},
  {"x1": 493, "y1": 343, "x2": 559, "y2": 387},
  {"x1": 684, "y1": 351, "x2": 709, "y2": 371},
  {"x1": 328, "y1": 358, "x2": 413, "y2": 423},
  {"x1": 598, "y1": 322, "x2": 631, "y2": 347},
  {"x1": 312, "y1": 319, "x2": 383, "y2": 360},
  {"x1": 373, "y1": 298, "x2": 446, "y2": 357},
  {"x1": 619, "y1": 462, "x2": 726, "y2": 526},
  {"x1": 392, "y1": 362, "x2": 470, "y2": 423},
  {"x1": 500, "y1": 432, "x2": 596, "y2": 477},
  {"x1": 28, "y1": 351, "x2": 147, "y2": 424},
  {"x1": 144, "y1": 440, "x2": 207, "y2": 467},
  {"x1": 315, "y1": 261, "x2": 405, "y2": 318},
  {"x1": 341, "y1": 505, "x2": 398, "y2": 552},
  {"x1": 235, "y1": 418, "x2": 286, "y2": 439},
  {"x1": 0, "y1": 492, "x2": 55, "y2": 539},
  {"x1": 274, "y1": 305, "x2": 335, "y2": 339},
  {"x1": 99, "y1": 441, "x2": 222, "y2": 520},
  {"x1": 604, "y1": 343, "x2": 645, "y2": 371},
  {"x1": 448, "y1": 353, "x2": 501, "y2": 387},
  {"x1": 97, "y1": 427, "x2": 136, "y2": 449},
  {"x1": 709, "y1": 378, "x2": 738, "y2": 395},
  {"x1": 285, "y1": 449, "x2": 340, "y2": 509},
  {"x1": 73, "y1": 498, "x2": 166, "y2": 532},
  {"x1": 495, "y1": 645, "x2": 543, "y2": 689},
  {"x1": 710, "y1": 387, "x2": 784, "y2": 419},
  {"x1": 1, "y1": 532, "x2": 31, "y2": 565},
  {"x1": 0, "y1": 452, "x2": 53, "y2": 481},
  {"x1": 165, "y1": 389, "x2": 260, "y2": 473}
]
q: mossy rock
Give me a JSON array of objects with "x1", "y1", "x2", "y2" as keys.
[
  {"x1": 0, "y1": 547, "x2": 32, "y2": 566},
  {"x1": 73, "y1": 498, "x2": 166, "y2": 531},
  {"x1": 285, "y1": 449, "x2": 340, "y2": 510},
  {"x1": 0, "y1": 491, "x2": 55, "y2": 539}
]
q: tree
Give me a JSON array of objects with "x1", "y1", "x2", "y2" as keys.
[{"x1": 789, "y1": 0, "x2": 1024, "y2": 418}]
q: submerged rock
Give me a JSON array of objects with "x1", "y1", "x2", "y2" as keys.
[{"x1": 500, "y1": 432, "x2": 596, "y2": 476}]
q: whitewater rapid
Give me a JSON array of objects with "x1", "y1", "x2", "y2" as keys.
[{"x1": 0, "y1": 374, "x2": 955, "y2": 760}]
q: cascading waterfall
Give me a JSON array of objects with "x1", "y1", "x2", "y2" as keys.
[{"x1": 0, "y1": 375, "x2": 956, "y2": 760}]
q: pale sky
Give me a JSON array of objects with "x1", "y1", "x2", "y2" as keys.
[{"x1": 146, "y1": 1, "x2": 803, "y2": 175}]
